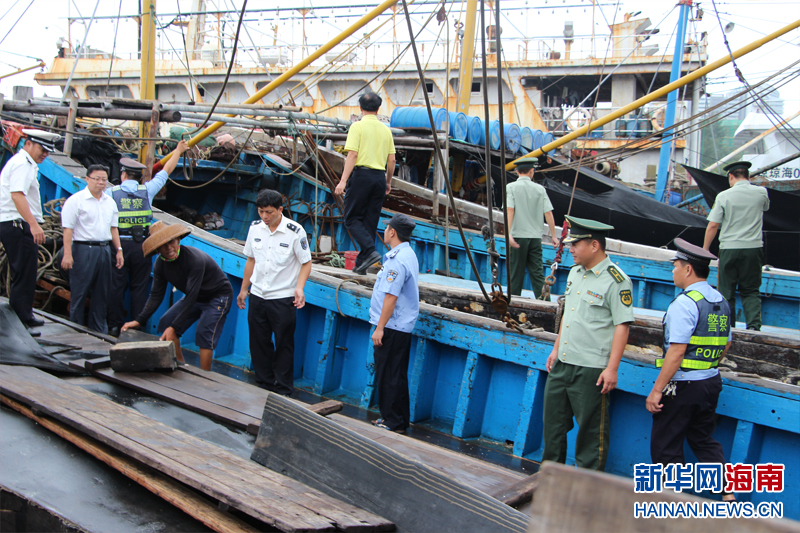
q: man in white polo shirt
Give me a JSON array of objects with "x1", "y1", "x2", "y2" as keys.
[
  {"x1": 0, "y1": 129, "x2": 60, "y2": 332},
  {"x1": 237, "y1": 188, "x2": 312, "y2": 395},
  {"x1": 60, "y1": 164, "x2": 124, "y2": 333}
]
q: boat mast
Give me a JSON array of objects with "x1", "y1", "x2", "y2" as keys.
[
  {"x1": 654, "y1": 0, "x2": 692, "y2": 203},
  {"x1": 455, "y1": 0, "x2": 478, "y2": 114},
  {"x1": 139, "y1": 0, "x2": 157, "y2": 166},
  {"x1": 185, "y1": 0, "x2": 206, "y2": 63},
  {"x1": 155, "y1": 0, "x2": 402, "y2": 170}
]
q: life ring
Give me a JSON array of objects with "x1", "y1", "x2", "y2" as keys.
[
  {"x1": 565, "y1": 107, "x2": 592, "y2": 132},
  {"x1": 651, "y1": 107, "x2": 666, "y2": 131}
]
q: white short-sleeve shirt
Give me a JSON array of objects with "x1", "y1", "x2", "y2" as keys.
[
  {"x1": 243, "y1": 216, "x2": 312, "y2": 300},
  {"x1": 0, "y1": 150, "x2": 43, "y2": 223},
  {"x1": 61, "y1": 186, "x2": 119, "y2": 242}
]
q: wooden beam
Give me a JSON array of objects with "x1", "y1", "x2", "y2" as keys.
[
  {"x1": 490, "y1": 474, "x2": 539, "y2": 508},
  {"x1": 0, "y1": 365, "x2": 394, "y2": 532},
  {"x1": 1, "y1": 394, "x2": 262, "y2": 533}
]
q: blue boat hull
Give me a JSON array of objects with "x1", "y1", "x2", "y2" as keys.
[{"x1": 6, "y1": 143, "x2": 799, "y2": 520}]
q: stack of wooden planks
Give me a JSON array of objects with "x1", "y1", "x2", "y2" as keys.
[{"x1": 0, "y1": 365, "x2": 393, "y2": 532}]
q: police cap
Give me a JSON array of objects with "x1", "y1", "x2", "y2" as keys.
[
  {"x1": 387, "y1": 213, "x2": 416, "y2": 241},
  {"x1": 514, "y1": 157, "x2": 539, "y2": 172},
  {"x1": 563, "y1": 215, "x2": 614, "y2": 243},
  {"x1": 120, "y1": 157, "x2": 147, "y2": 174},
  {"x1": 22, "y1": 129, "x2": 60, "y2": 152},
  {"x1": 722, "y1": 160, "x2": 751, "y2": 174},
  {"x1": 671, "y1": 237, "x2": 717, "y2": 266}
]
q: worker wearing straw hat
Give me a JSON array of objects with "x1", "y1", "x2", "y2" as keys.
[{"x1": 121, "y1": 221, "x2": 233, "y2": 370}]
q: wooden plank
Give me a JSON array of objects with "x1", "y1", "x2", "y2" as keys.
[
  {"x1": 36, "y1": 278, "x2": 72, "y2": 302},
  {"x1": 252, "y1": 393, "x2": 530, "y2": 533},
  {"x1": 89, "y1": 358, "x2": 527, "y2": 498},
  {"x1": 89, "y1": 368, "x2": 260, "y2": 431},
  {"x1": 1, "y1": 395, "x2": 262, "y2": 533},
  {"x1": 0, "y1": 365, "x2": 394, "y2": 533},
  {"x1": 528, "y1": 462, "x2": 800, "y2": 533},
  {"x1": 490, "y1": 474, "x2": 539, "y2": 508}
]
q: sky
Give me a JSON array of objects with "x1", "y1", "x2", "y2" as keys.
[{"x1": 1, "y1": 0, "x2": 799, "y2": 114}]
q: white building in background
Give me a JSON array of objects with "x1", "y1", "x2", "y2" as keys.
[{"x1": 734, "y1": 113, "x2": 800, "y2": 180}]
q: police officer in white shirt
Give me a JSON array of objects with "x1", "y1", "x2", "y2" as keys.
[
  {"x1": 238, "y1": 189, "x2": 312, "y2": 395},
  {"x1": 60, "y1": 164, "x2": 124, "y2": 333},
  {"x1": 0, "y1": 129, "x2": 60, "y2": 332}
]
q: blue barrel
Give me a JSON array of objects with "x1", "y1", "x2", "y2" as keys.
[
  {"x1": 489, "y1": 121, "x2": 501, "y2": 150},
  {"x1": 490, "y1": 121, "x2": 521, "y2": 152},
  {"x1": 628, "y1": 117, "x2": 651, "y2": 138},
  {"x1": 390, "y1": 106, "x2": 448, "y2": 131},
  {"x1": 520, "y1": 127, "x2": 534, "y2": 153},
  {"x1": 542, "y1": 132, "x2": 556, "y2": 155},
  {"x1": 531, "y1": 129, "x2": 545, "y2": 151},
  {"x1": 468, "y1": 117, "x2": 486, "y2": 146},
  {"x1": 505, "y1": 123, "x2": 522, "y2": 153},
  {"x1": 448, "y1": 112, "x2": 469, "y2": 141}
]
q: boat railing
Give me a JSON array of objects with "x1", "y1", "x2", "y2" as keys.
[
  {"x1": 537, "y1": 103, "x2": 691, "y2": 140},
  {"x1": 68, "y1": 32, "x2": 698, "y2": 72}
]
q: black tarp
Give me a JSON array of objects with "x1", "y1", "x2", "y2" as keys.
[
  {"x1": 534, "y1": 155, "x2": 711, "y2": 250},
  {"x1": 54, "y1": 135, "x2": 123, "y2": 184},
  {"x1": 0, "y1": 302, "x2": 80, "y2": 374},
  {"x1": 683, "y1": 165, "x2": 799, "y2": 271}
]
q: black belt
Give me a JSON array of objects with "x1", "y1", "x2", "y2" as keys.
[
  {"x1": 73, "y1": 240, "x2": 110, "y2": 246},
  {"x1": 355, "y1": 166, "x2": 386, "y2": 171}
]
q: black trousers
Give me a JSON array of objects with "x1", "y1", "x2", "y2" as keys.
[
  {"x1": 0, "y1": 220, "x2": 39, "y2": 323},
  {"x1": 651, "y1": 373, "x2": 726, "y2": 464},
  {"x1": 373, "y1": 327, "x2": 412, "y2": 431},
  {"x1": 344, "y1": 167, "x2": 386, "y2": 267},
  {"x1": 108, "y1": 238, "x2": 151, "y2": 329},
  {"x1": 69, "y1": 242, "x2": 112, "y2": 334},
  {"x1": 248, "y1": 295, "x2": 296, "y2": 395}
]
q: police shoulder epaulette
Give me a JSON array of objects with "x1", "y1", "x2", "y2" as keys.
[
  {"x1": 607, "y1": 265, "x2": 625, "y2": 283},
  {"x1": 286, "y1": 222, "x2": 301, "y2": 233},
  {"x1": 251, "y1": 219, "x2": 262, "y2": 226}
]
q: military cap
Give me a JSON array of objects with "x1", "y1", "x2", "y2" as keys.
[
  {"x1": 22, "y1": 129, "x2": 60, "y2": 152},
  {"x1": 722, "y1": 160, "x2": 751, "y2": 174},
  {"x1": 120, "y1": 157, "x2": 147, "y2": 174},
  {"x1": 563, "y1": 215, "x2": 614, "y2": 243},
  {"x1": 514, "y1": 157, "x2": 540, "y2": 172},
  {"x1": 670, "y1": 237, "x2": 717, "y2": 266},
  {"x1": 387, "y1": 213, "x2": 416, "y2": 241}
]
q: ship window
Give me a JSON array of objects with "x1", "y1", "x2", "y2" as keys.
[
  {"x1": 471, "y1": 82, "x2": 481, "y2": 93},
  {"x1": 198, "y1": 86, "x2": 205, "y2": 97},
  {"x1": 426, "y1": 82, "x2": 434, "y2": 94},
  {"x1": 86, "y1": 85, "x2": 133, "y2": 99},
  {"x1": 156, "y1": 84, "x2": 191, "y2": 103}
]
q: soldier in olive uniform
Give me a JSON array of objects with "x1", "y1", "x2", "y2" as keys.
[
  {"x1": 703, "y1": 161, "x2": 769, "y2": 331},
  {"x1": 543, "y1": 216, "x2": 635, "y2": 471}
]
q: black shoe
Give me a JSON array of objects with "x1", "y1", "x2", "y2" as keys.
[
  {"x1": 25, "y1": 317, "x2": 45, "y2": 328},
  {"x1": 108, "y1": 326, "x2": 121, "y2": 337},
  {"x1": 353, "y1": 251, "x2": 381, "y2": 274},
  {"x1": 26, "y1": 327, "x2": 41, "y2": 338}
]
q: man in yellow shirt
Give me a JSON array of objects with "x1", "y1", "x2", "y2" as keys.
[{"x1": 335, "y1": 92, "x2": 396, "y2": 274}]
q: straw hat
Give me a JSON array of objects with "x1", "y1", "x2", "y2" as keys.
[{"x1": 142, "y1": 221, "x2": 192, "y2": 258}]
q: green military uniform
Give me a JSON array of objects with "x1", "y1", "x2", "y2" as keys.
[
  {"x1": 707, "y1": 161, "x2": 770, "y2": 330},
  {"x1": 542, "y1": 216, "x2": 635, "y2": 471},
  {"x1": 506, "y1": 157, "x2": 554, "y2": 297}
]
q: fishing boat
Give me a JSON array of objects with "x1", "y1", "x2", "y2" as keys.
[{"x1": 2, "y1": 0, "x2": 799, "y2": 526}]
